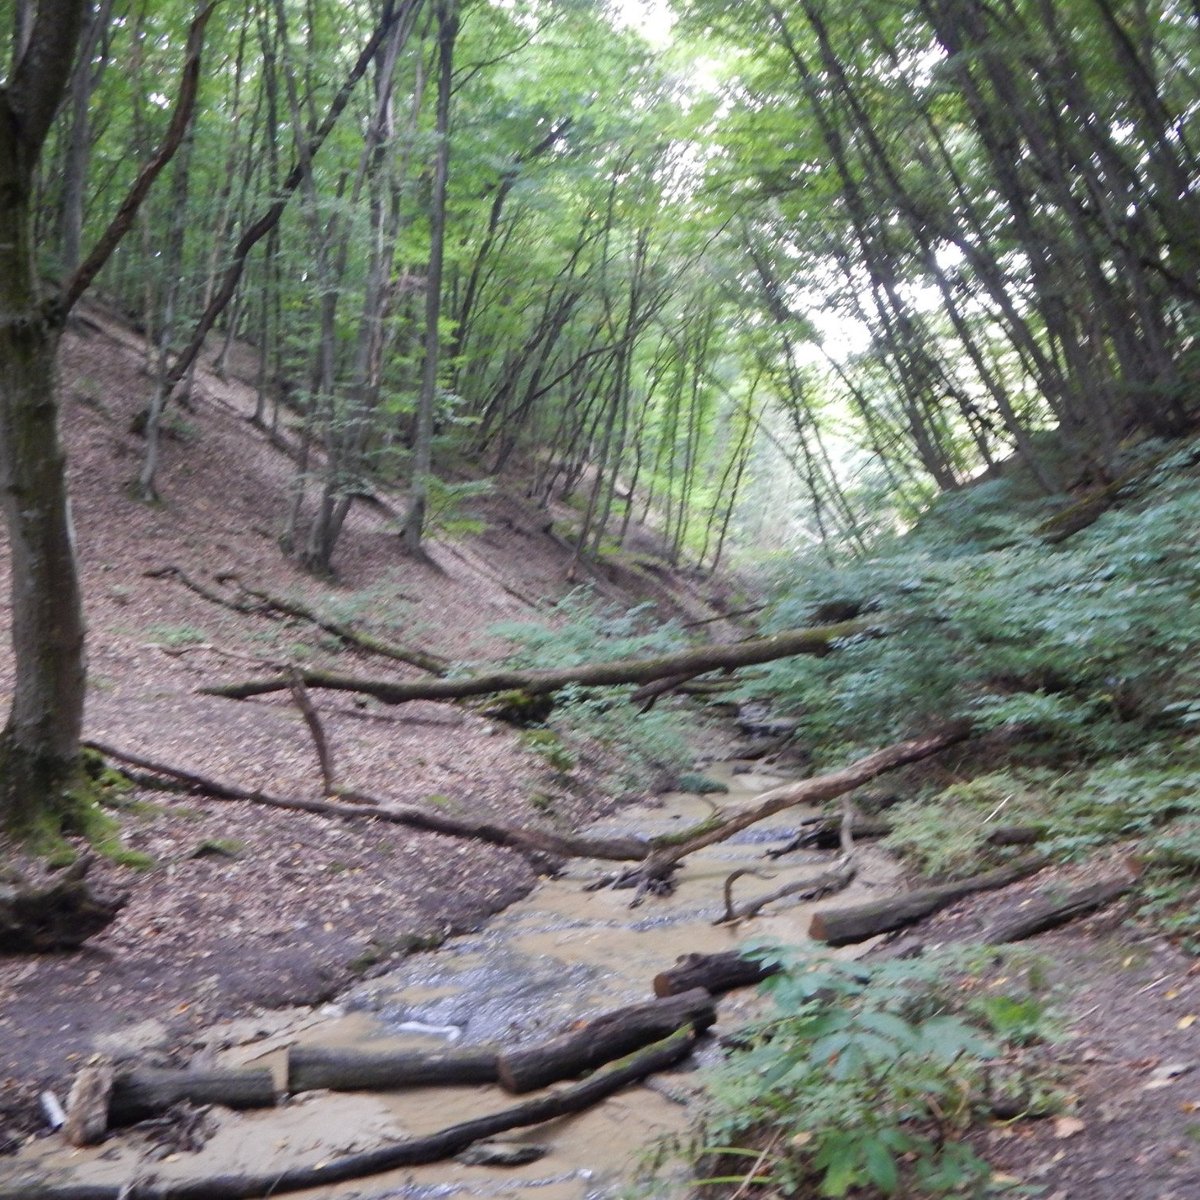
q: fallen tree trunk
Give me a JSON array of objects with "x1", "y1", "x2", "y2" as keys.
[
  {"x1": 200, "y1": 618, "x2": 870, "y2": 704},
  {"x1": 215, "y1": 573, "x2": 447, "y2": 675},
  {"x1": 85, "y1": 740, "x2": 651, "y2": 864},
  {"x1": 108, "y1": 1067, "x2": 276, "y2": 1126},
  {"x1": 288, "y1": 1046, "x2": 499, "y2": 1093},
  {"x1": 653, "y1": 950, "x2": 783, "y2": 997},
  {"x1": 808, "y1": 857, "x2": 1044, "y2": 946},
  {"x1": 0, "y1": 1031, "x2": 697, "y2": 1200},
  {"x1": 88, "y1": 730, "x2": 961, "y2": 882},
  {"x1": 149, "y1": 567, "x2": 444, "y2": 675},
  {"x1": 0, "y1": 857, "x2": 128, "y2": 952},
  {"x1": 497, "y1": 988, "x2": 715, "y2": 1094},
  {"x1": 632, "y1": 725, "x2": 971, "y2": 886},
  {"x1": 985, "y1": 876, "x2": 1134, "y2": 943}
]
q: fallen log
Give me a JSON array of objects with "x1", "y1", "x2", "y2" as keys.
[
  {"x1": 0, "y1": 857, "x2": 128, "y2": 953},
  {"x1": 0, "y1": 1031, "x2": 697, "y2": 1200},
  {"x1": 808, "y1": 857, "x2": 1044, "y2": 946},
  {"x1": 497, "y1": 988, "x2": 715, "y2": 1094},
  {"x1": 85, "y1": 740, "x2": 650, "y2": 864},
  {"x1": 985, "y1": 876, "x2": 1134, "y2": 943},
  {"x1": 216, "y1": 573, "x2": 447, "y2": 675},
  {"x1": 200, "y1": 618, "x2": 870, "y2": 704},
  {"x1": 87, "y1": 731, "x2": 961, "y2": 883},
  {"x1": 108, "y1": 1067, "x2": 277, "y2": 1126},
  {"x1": 767, "y1": 819, "x2": 1044, "y2": 856},
  {"x1": 288, "y1": 1045, "x2": 499, "y2": 1093},
  {"x1": 632, "y1": 725, "x2": 971, "y2": 887},
  {"x1": 653, "y1": 950, "x2": 782, "y2": 997}
]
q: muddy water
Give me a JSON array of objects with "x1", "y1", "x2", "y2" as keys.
[{"x1": 13, "y1": 765, "x2": 897, "y2": 1199}]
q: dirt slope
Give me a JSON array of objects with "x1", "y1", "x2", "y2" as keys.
[{"x1": 0, "y1": 304, "x2": 736, "y2": 1150}]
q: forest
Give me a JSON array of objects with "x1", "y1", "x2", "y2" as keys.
[{"x1": 0, "y1": 0, "x2": 1198, "y2": 1197}]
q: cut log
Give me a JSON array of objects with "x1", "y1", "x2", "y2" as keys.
[
  {"x1": 496, "y1": 988, "x2": 715, "y2": 1094},
  {"x1": 200, "y1": 618, "x2": 871, "y2": 704},
  {"x1": 985, "y1": 877, "x2": 1134, "y2": 943},
  {"x1": 0, "y1": 1031, "x2": 696, "y2": 1200},
  {"x1": 108, "y1": 1067, "x2": 277, "y2": 1126},
  {"x1": 0, "y1": 857, "x2": 128, "y2": 952},
  {"x1": 653, "y1": 950, "x2": 782, "y2": 998},
  {"x1": 63, "y1": 1061, "x2": 114, "y2": 1146},
  {"x1": 288, "y1": 1046, "x2": 499, "y2": 1093},
  {"x1": 808, "y1": 858, "x2": 1044, "y2": 947}
]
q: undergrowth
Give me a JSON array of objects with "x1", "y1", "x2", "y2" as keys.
[
  {"x1": 485, "y1": 589, "x2": 694, "y2": 793},
  {"x1": 682, "y1": 947, "x2": 1061, "y2": 1199}
]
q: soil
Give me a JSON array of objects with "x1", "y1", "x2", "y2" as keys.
[
  {"x1": 1, "y1": 306, "x2": 1197, "y2": 1199},
  {"x1": 0, "y1": 303, "x2": 740, "y2": 1155}
]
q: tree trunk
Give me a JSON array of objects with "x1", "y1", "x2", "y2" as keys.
[
  {"x1": 401, "y1": 0, "x2": 457, "y2": 553},
  {"x1": 201, "y1": 616, "x2": 870, "y2": 705},
  {"x1": 0, "y1": 0, "x2": 88, "y2": 832}
]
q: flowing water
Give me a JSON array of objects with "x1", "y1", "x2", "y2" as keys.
[{"x1": 12, "y1": 764, "x2": 896, "y2": 1199}]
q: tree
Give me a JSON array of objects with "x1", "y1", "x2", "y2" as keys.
[
  {"x1": 0, "y1": 0, "x2": 211, "y2": 835},
  {"x1": 0, "y1": 0, "x2": 89, "y2": 834}
]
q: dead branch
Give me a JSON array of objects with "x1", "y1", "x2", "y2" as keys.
[
  {"x1": 631, "y1": 725, "x2": 970, "y2": 888},
  {"x1": 0, "y1": 1031, "x2": 697, "y2": 1200},
  {"x1": 717, "y1": 795, "x2": 858, "y2": 924},
  {"x1": 200, "y1": 617, "x2": 872, "y2": 704},
  {"x1": 287, "y1": 669, "x2": 337, "y2": 795},
  {"x1": 83, "y1": 740, "x2": 651, "y2": 864},
  {"x1": 216, "y1": 572, "x2": 447, "y2": 674},
  {"x1": 808, "y1": 857, "x2": 1045, "y2": 946}
]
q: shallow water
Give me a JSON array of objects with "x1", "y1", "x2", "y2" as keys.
[{"x1": 10, "y1": 765, "x2": 895, "y2": 1199}]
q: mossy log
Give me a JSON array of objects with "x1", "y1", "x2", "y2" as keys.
[
  {"x1": 496, "y1": 988, "x2": 715, "y2": 1094},
  {"x1": 200, "y1": 619, "x2": 871, "y2": 704},
  {"x1": 0, "y1": 857, "x2": 128, "y2": 952},
  {"x1": 808, "y1": 858, "x2": 1045, "y2": 946},
  {"x1": 288, "y1": 1046, "x2": 499, "y2": 1093}
]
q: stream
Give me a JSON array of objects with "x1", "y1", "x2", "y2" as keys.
[{"x1": 13, "y1": 762, "x2": 897, "y2": 1199}]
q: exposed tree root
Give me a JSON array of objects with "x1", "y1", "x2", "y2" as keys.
[{"x1": 0, "y1": 856, "x2": 128, "y2": 952}]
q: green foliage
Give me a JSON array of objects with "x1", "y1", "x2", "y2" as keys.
[
  {"x1": 520, "y1": 728, "x2": 576, "y2": 773},
  {"x1": 885, "y1": 744, "x2": 1200, "y2": 874},
  {"x1": 489, "y1": 587, "x2": 687, "y2": 669},
  {"x1": 690, "y1": 947, "x2": 1058, "y2": 1198},
  {"x1": 676, "y1": 772, "x2": 730, "y2": 795},
  {"x1": 419, "y1": 476, "x2": 494, "y2": 540},
  {"x1": 755, "y1": 460, "x2": 1200, "y2": 759},
  {"x1": 145, "y1": 623, "x2": 208, "y2": 648}
]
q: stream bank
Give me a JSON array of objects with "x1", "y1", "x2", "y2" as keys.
[{"x1": 5, "y1": 761, "x2": 897, "y2": 1199}]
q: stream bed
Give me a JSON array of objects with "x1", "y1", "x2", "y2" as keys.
[{"x1": 12, "y1": 763, "x2": 896, "y2": 1199}]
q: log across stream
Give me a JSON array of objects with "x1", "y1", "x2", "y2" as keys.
[{"x1": 10, "y1": 763, "x2": 899, "y2": 1200}]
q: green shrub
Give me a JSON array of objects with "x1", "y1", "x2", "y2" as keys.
[{"x1": 689, "y1": 947, "x2": 1059, "y2": 1198}]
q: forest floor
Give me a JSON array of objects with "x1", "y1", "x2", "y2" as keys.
[{"x1": 0, "y1": 306, "x2": 1197, "y2": 1199}]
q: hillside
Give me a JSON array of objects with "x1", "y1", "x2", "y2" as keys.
[{"x1": 0, "y1": 304, "x2": 740, "y2": 1149}]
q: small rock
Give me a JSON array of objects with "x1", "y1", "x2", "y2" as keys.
[{"x1": 456, "y1": 1140, "x2": 548, "y2": 1167}]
